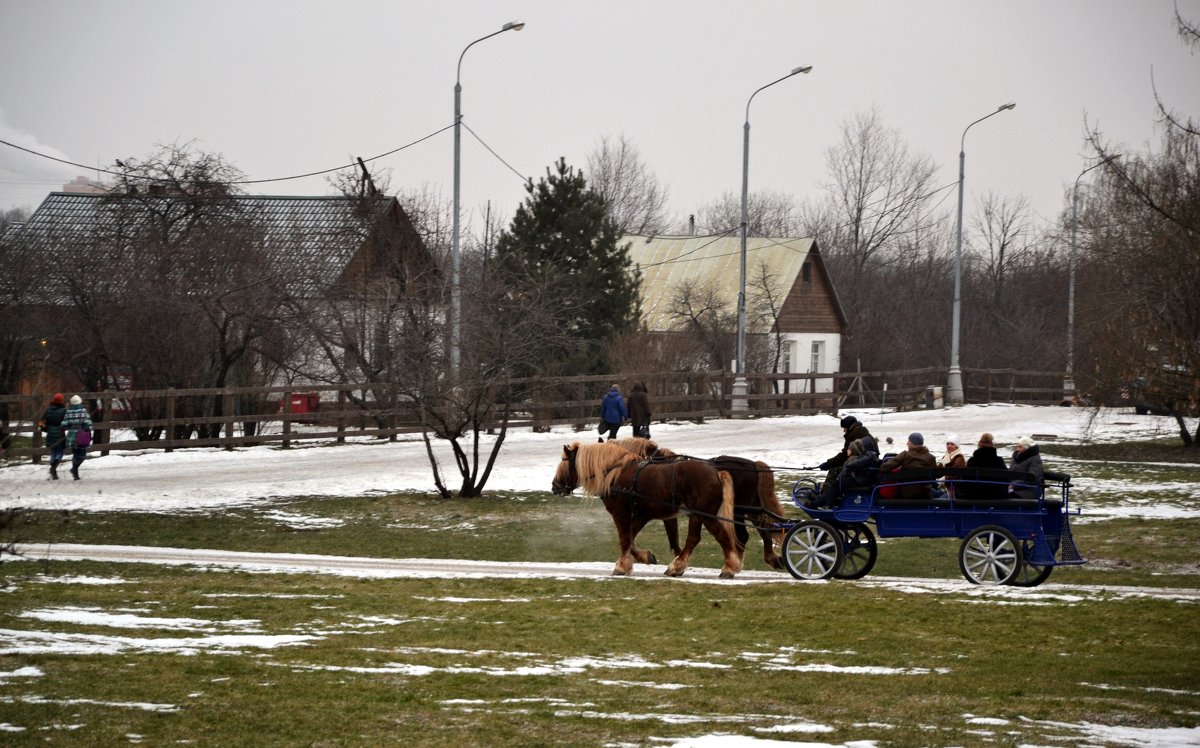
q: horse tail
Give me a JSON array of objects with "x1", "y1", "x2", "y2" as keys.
[
  {"x1": 755, "y1": 460, "x2": 783, "y2": 517},
  {"x1": 717, "y1": 470, "x2": 736, "y2": 527}
]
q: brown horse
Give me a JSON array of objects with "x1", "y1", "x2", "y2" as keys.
[
  {"x1": 613, "y1": 437, "x2": 784, "y2": 570},
  {"x1": 552, "y1": 440, "x2": 742, "y2": 578}
]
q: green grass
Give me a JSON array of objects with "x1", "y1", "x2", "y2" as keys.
[{"x1": 0, "y1": 561, "x2": 1196, "y2": 746}]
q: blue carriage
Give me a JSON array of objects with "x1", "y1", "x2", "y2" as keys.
[{"x1": 779, "y1": 467, "x2": 1086, "y2": 586}]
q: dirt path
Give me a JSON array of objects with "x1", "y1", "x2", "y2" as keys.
[{"x1": 13, "y1": 543, "x2": 1200, "y2": 602}]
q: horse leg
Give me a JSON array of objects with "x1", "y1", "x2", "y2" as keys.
[
  {"x1": 757, "y1": 520, "x2": 785, "y2": 570},
  {"x1": 662, "y1": 517, "x2": 682, "y2": 558},
  {"x1": 665, "y1": 514, "x2": 703, "y2": 577},
  {"x1": 613, "y1": 515, "x2": 654, "y2": 575}
]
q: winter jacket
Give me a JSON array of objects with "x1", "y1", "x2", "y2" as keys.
[
  {"x1": 842, "y1": 444, "x2": 880, "y2": 490},
  {"x1": 1009, "y1": 445, "x2": 1045, "y2": 500},
  {"x1": 880, "y1": 445, "x2": 937, "y2": 499},
  {"x1": 62, "y1": 403, "x2": 92, "y2": 450},
  {"x1": 822, "y1": 422, "x2": 873, "y2": 471},
  {"x1": 961, "y1": 446, "x2": 1009, "y2": 500},
  {"x1": 627, "y1": 386, "x2": 651, "y2": 428},
  {"x1": 41, "y1": 404, "x2": 67, "y2": 449},
  {"x1": 599, "y1": 390, "x2": 628, "y2": 426}
]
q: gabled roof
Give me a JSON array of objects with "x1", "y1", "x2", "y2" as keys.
[
  {"x1": 623, "y1": 233, "x2": 823, "y2": 331},
  {"x1": 7, "y1": 192, "x2": 415, "y2": 297}
]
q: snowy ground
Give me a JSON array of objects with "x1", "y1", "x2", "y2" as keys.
[{"x1": 2, "y1": 403, "x2": 1197, "y2": 517}]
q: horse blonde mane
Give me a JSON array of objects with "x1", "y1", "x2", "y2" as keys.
[
  {"x1": 612, "y1": 437, "x2": 677, "y2": 459},
  {"x1": 571, "y1": 441, "x2": 638, "y2": 496}
]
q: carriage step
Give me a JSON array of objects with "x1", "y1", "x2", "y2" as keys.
[{"x1": 1059, "y1": 521, "x2": 1084, "y2": 563}]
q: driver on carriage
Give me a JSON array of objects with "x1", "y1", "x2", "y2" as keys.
[{"x1": 811, "y1": 436, "x2": 879, "y2": 506}]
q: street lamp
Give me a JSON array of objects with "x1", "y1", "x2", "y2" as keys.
[
  {"x1": 452, "y1": 20, "x2": 524, "y2": 372},
  {"x1": 946, "y1": 102, "x2": 1015, "y2": 406},
  {"x1": 732, "y1": 64, "x2": 812, "y2": 415},
  {"x1": 1065, "y1": 153, "x2": 1120, "y2": 398}
]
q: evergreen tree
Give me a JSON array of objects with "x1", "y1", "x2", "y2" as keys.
[{"x1": 494, "y1": 158, "x2": 640, "y2": 374}]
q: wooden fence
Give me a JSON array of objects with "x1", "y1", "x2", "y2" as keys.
[{"x1": 1, "y1": 368, "x2": 1069, "y2": 463}]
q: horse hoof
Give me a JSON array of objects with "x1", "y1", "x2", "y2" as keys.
[
  {"x1": 646, "y1": 552, "x2": 657, "y2": 565},
  {"x1": 719, "y1": 570, "x2": 736, "y2": 579},
  {"x1": 664, "y1": 567, "x2": 684, "y2": 577}
]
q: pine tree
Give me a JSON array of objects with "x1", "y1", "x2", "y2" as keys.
[{"x1": 494, "y1": 158, "x2": 640, "y2": 374}]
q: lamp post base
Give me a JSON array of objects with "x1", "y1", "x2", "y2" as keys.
[
  {"x1": 1063, "y1": 377, "x2": 1076, "y2": 402},
  {"x1": 731, "y1": 376, "x2": 749, "y2": 417},
  {"x1": 946, "y1": 367, "x2": 964, "y2": 407}
]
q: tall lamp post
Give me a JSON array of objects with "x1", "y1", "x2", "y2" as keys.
[
  {"x1": 733, "y1": 65, "x2": 812, "y2": 415},
  {"x1": 946, "y1": 102, "x2": 1015, "y2": 406},
  {"x1": 452, "y1": 21, "x2": 524, "y2": 373},
  {"x1": 1065, "y1": 153, "x2": 1119, "y2": 398}
]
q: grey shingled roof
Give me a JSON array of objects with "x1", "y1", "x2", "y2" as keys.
[{"x1": 8, "y1": 192, "x2": 396, "y2": 297}]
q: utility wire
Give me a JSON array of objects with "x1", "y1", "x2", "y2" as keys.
[
  {"x1": 0, "y1": 122, "x2": 454, "y2": 187},
  {"x1": 461, "y1": 121, "x2": 530, "y2": 185}
]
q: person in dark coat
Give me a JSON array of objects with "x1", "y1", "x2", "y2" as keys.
[
  {"x1": 40, "y1": 393, "x2": 67, "y2": 480},
  {"x1": 817, "y1": 415, "x2": 872, "y2": 494},
  {"x1": 879, "y1": 432, "x2": 937, "y2": 499},
  {"x1": 814, "y1": 436, "x2": 880, "y2": 505},
  {"x1": 626, "y1": 382, "x2": 652, "y2": 439},
  {"x1": 962, "y1": 432, "x2": 1008, "y2": 500},
  {"x1": 62, "y1": 394, "x2": 93, "y2": 480},
  {"x1": 598, "y1": 384, "x2": 628, "y2": 442},
  {"x1": 1009, "y1": 436, "x2": 1045, "y2": 500}
]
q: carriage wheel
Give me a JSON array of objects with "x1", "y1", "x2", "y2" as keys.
[
  {"x1": 782, "y1": 520, "x2": 844, "y2": 581},
  {"x1": 1006, "y1": 539, "x2": 1054, "y2": 587},
  {"x1": 833, "y1": 523, "x2": 877, "y2": 580},
  {"x1": 959, "y1": 525, "x2": 1023, "y2": 585}
]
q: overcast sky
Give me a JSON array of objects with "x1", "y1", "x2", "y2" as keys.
[{"x1": 2, "y1": 1, "x2": 1197, "y2": 237}]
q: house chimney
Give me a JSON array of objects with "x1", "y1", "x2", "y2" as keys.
[{"x1": 688, "y1": 214, "x2": 695, "y2": 236}]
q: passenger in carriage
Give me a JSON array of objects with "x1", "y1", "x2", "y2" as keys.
[
  {"x1": 879, "y1": 432, "x2": 937, "y2": 499},
  {"x1": 1009, "y1": 436, "x2": 1045, "y2": 500},
  {"x1": 813, "y1": 436, "x2": 879, "y2": 505},
  {"x1": 935, "y1": 434, "x2": 966, "y2": 497},
  {"x1": 817, "y1": 415, "x2": 872, "y2": 492},
  {"x1": 961, "y1": 433, "x2": 1009, "y2": 501}
]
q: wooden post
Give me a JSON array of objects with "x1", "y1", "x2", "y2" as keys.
[
  {"x1": 31, "y1": 395, "x2": 43, "y2": 465},
  {"x1": 165, "y1": 389, "x2": 177, "y2": 453},
  {"x1": 337, "y1": 388, "x2": 346, "y2": 445},
  {"x1": 281, "y1": 386, "x2": 292, "y2": 449},
  {"x1": 223, "y1": 388, "x2": 234, "y2": 451}
]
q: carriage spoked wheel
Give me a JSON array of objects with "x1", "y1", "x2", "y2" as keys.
[
  {"x1": 1006, "y1": 539, "x2": 1054, "y2": 587},
  {"x1": 833, "y1": 522, "x2": 877, "y2": 580},
  {"x1": 959, "y1": 525, "x2": 1024, "y2": 585},
  {"x1": 782, "y1": 520, "x2": 844, "y2": 580}
]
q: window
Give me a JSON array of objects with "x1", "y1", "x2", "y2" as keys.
[
  {"x1": 810, "y1": 341, "x2": 824, "y2": 373},
  {"x1": 802, "y1": 262, "x2": 811, "y2": 283}
]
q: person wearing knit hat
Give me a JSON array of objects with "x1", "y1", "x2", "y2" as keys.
[
  {"x1": 1009, "y1": 436, "x2": 1044, "y2": 499},
  {"x1": 61, "y1": 395, "x2": 93, "y2": 480},
  {"x1": 879, "y1": 431, "x2": 937, "y2": 499},
  {"x1": 937, "y1": 434, "x2": 966, "y2": 497},
  {"x1": 963, "y1": 432, "x2": 1008, "y2": 500},
  {"x1": 40, "y1": 394, "x2": 68, "y2": 480}
]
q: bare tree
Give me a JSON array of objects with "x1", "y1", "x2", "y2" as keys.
[
  {"x1": 586, "y1": 134, "x2": 672, "y2": 235},
  {"x1": 693, "y1": 190, "x2": 800, "y2": 236},
  {"x1": 1077, "y1": 9, "x2": 1200, "y2": 443}
]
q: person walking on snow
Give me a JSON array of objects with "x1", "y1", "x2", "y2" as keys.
[
  {"x1": 598, "y1": 384, "x2": 628, "y2": 442},
  {"x1": 62, "y1": 395, "x2": 93, "y2": 481},
  {"x1": 40, "y1": 393, "x2": 67, "y2": 480}
]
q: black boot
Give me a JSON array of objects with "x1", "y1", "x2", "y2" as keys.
[
  {"x1": 50, "y1": 464, "x2": 59, "y2": 480},
  {"x1": 71, "y1": 465, "x2": 80, "y2": 480}
]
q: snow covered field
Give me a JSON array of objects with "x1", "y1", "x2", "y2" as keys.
[{"x1": 2, "y1": 404, "x2": 1197, "y2": 517}]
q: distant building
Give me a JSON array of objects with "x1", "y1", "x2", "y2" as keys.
[
  {"x1": 61, "y1": 175, "x2": 107, "y2": 194},
  {"x1": 623, "y1": 234, "x2": 847, "y2": 392}
]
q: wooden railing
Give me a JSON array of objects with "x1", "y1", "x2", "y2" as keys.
[{"x1": 1, "y1": 368, "x2": 1069, "y2": 463}]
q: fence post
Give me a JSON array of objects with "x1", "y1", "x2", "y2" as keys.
[
  {"x1": 337, "y1": 388, "x2": 346, "y2": 445},
  {"x1": 165, "y1": 389, "x2": 176, "y2": 453},
  {"x1": 223, "y1": 388, "x2": 234, "y2": 451},
  {"x1": 31, "y1": 395, "x2": 43, "y2": 464},
  {"x1": 282, "y1": 386, "x2": 292, "y2": 449}
]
